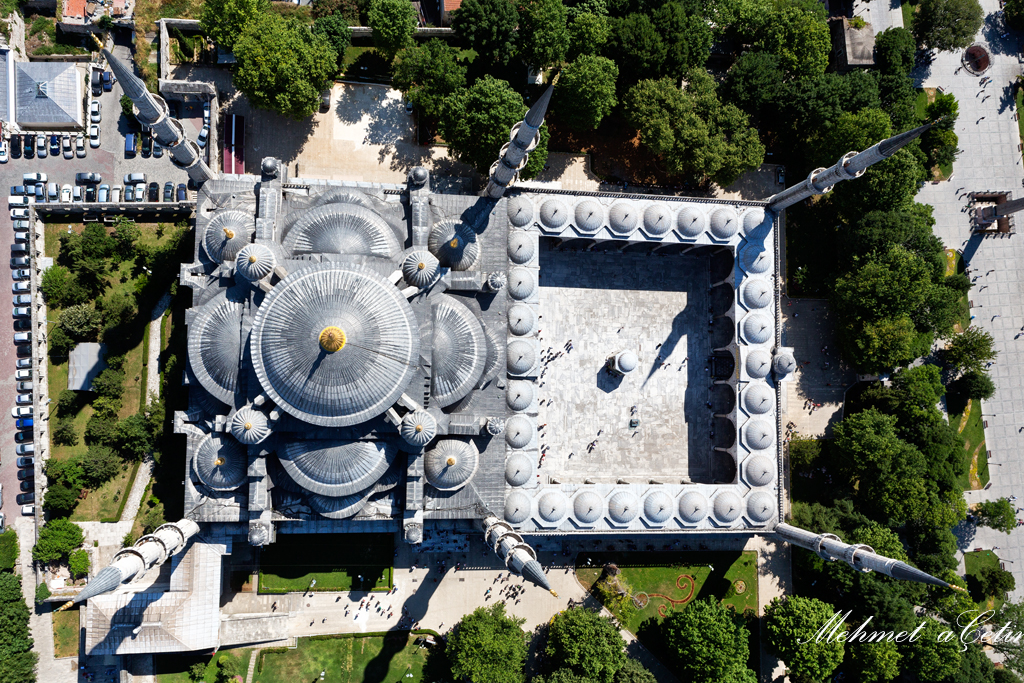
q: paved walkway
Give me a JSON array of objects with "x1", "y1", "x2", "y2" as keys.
[
  {"x1": 145, "y1": 293, "x2": 171, "y2": 404},
  {"x1": 16, "y1": 516, "x2": 70, "y2": 683}
]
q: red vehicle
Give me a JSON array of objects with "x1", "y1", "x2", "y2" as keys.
[{"x1": 222, "y1": 115, "x2": 245, "y2": 174}]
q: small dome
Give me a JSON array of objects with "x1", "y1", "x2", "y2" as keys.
[
  {"x1": 573, "y1": 491, "x2": 604, "y2": 523},
  {"x1": 249, "y1": 523, "x2": 270, "y2": 546},
  {"x1": 235, "y1": 244, "x2": 276, "y2": 281},
  {"x1": 745, "y1": 455, "x2": 776, "y2": 486},
  {"x1": 747, "y1": 491, "x2": 776, "y2": 523},
  {"x1": 506, "y1": 380, "x2": 535, "y2": 411},
  {"x1": 405, "y1": 524, "x2": 423, "y2": 543},
  {"x1": 424, "y1": 440, "x2": 478, "y2": 491},
  {"x1": 742, "y1": 383, "x2": 774, "y2": 415},
  {"x1": 741, "y1": 279, "x2": 772, "y2": 309},
  {"x1": 710, "y1": 208, "x2": 739, "y2": 240},
  {"x1": 508, "y1": 268, "x2": 537, "y2": 300},
  {"x1": 742, "y1": 313, "x2": 773, "y2": 344},
  {"x1": 574, "y1": 200, "x2": 604, "y2": 234},
  {"x1": 540, "y1": 198, "x2": 569, "y2": 229},
  {"x1": 505, "y1": 491, "x2": 532, "y2": 523},
  {"x1": 743, "y1": 418, "x2": 776, "y2": 451},
  {"x1": 508, "y1": 232, "x2": 535, "y2": 264},
  {"x1": 262, "y1": 157, "x2": 280, "y2": 177},
  {"x1": 746, "y1": 349, "x2": 772, "y2": 378},
  {"x1": 487, "y1": 416, "x2": 506, "y2": 436},
  {"x1": 507, "y1": 196, "x2": 534, "y2": 227},
  {"x1": 401, "y1": 410, "x2": 437, "y2": 447},
  {"x1": 608, "y1": 202, "x2": 638, "y2": 236},
  {"x1": 774, "y1": 352, "x2": 797, "y2": 376},
  {"x1": 507, "y1": 340, "x2": 536, "y2": 374},
  {"x1": 679, "y1": 491, "x2": 709, "y2": 523},
  {"x1": 194, "y1": 434, "x2": 247, "y2": 491},
  {"x1": 507, "y1": 304, "x2": 536, "y2": 336},
  {"x1": 231, "y1": 406, "x2": 270, "y2": 445},
  {"x1": 204, "y1": 210, "x2": 254, "y2": 263},
  {"x1": 643, "y1": 490, "x2": 673, "y2": 523},
  {"x1": 713, "y1": 491, "x2": 743, "y2": 522},
  {"x1": 505, "y1": 453, "x2": 533, "y2": 486},
  {"x1": 642, "y1": 204, "x2": 672, "y2": 236},
  {"x1": 608, "y1": 490, "x2": 639, "y2": 523},
  {"x1": 411, "y1": 167, "x2": 428, "y2": 185},
  {"x1": 616, "y1": 350, "x2": 638, "y2": 373},
  {"x1": 537, "y1": 491, "x2": 567, "y2": 523},
  {"x1": 488, "y1": 271, "x2": 508, "y2": 291},
  {"x1": 740, "y1": 245, "x2": 771, "y2": 274},
  {"x1": 429, "y1": 219, "x2": 479, "y2": 270},
  {"x1": 505, "y1": 415, "x2": 533, "y2": 449},
  {"x1": 743, "y1": 208, "x2": 766, "y2": 233},
  {"x1": 676, "y1": 206, "x2": 706, "y2": 237},
  {"x1": 403, "y1": 251, "x2": 441, "y2": 288}
]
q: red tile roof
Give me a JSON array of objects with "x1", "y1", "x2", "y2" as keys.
[
  {"x1": 444, "y1": 0, "x2": 462, "y2": 12},
  {"x1": 63, "y1": 0, "x2": 86, "y2": 18}
]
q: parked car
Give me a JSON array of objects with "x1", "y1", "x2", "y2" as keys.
[
  {"x1": 10, "y1": 138, "x2": 19, "y2": 160},
  {"x1": 16, "y1": 494, "x2": 34, "y2": 505},
  {"x1": 163, "y1": 182, "x2": 174, "y2": 202},
  {"x1": 13, "y1": 231, "x2": 28, "y2": 243},
  {"x1": 12, "y1": 282, "x2": 29, "y2": 294},
  {"x1": 22, "y1": 135, "x2": 32, "y2": 160},
  {"x1": 76, "y1": 172, "x2": 102, "y2": 184},
  {"x1": 16, "y1": 381, "x2": 31, "y2": 392},
  {"x1": 125, "y1": 132, "x2": 137, "y2": 157},
  {"x1": 90, "y1": 100, "x2": 102, "y2": 122},
  {"x1": 11, "y1": 406, "x2": 32, "y2": 418},
  {"x1": 13, "y1": 269, "x2": 30, "y2": 279},
  {"x1": 60, "y1": 185, "x2": 72, "y2": 203},
  {"x1": 90, "y1": 125, "x2": 100, "y2": 148},
  {"x1": 124, "y1": 185, "x2": 134, "y2": 202},
  {"x1": 85, "y1": 186, "x2": 96, "y2": 202},
  {"x1": 15, "y1": 395, "x2": 30, "y2": 405},
  {"x1": 19, "y1": 481, "x2": 32, "y2": 492},
  {"x1": 62, "y1": 134, "x2": 72, "y2": 159},
  {"x1": 320, "y1": 90, "x2": 331, "y2": 113},
  {"x1": 14, "y1": 432, "x2": 30, "y2": 443},
  {"x1": 13, "y1": 330, "x2": 30, "y2": 341},
  {"x1": 141, "y1": 132, "x2": 152, "y2": 158},
  {"x1": 12, "y1": 219, "x2": 29, "y2": 230},
  {"x1": 73, "y1": 186, "x2": 82, "y2": 203},
  {"x1": 16, "y1": 456, "x2": 33, "y2": 468},
  {"x1": 12, "y1": 306, "x2": 29, "y2": 317},
  {"x1": 11, "y1": 257, "x2": 30, "y2": 267},
  {"x1": 21, "y1": 506, "x2": 34, "y2": 516},
  {"x1": 13, "y1": 319, "x2": 29, "y2": 331},
  {"x1": 197, "y1": 125, "x2": 209, "y2": 148},
  {"x1": 9, "y1": 208, "x2": 29, "y2": 219},
  {"x1": 46, "y1": 182, "x2": 58, "y2": 201},
  {"x1": 102, "y1": 71, "x2": 114, "y2": 91},
  {"x1": 8, "y1": 196, "x2": 30, "y2": 207},
  {"x1": 111, "y1": 186, "x2": 122, "y2": 203},
  {"x1": 36, "y1": 135, "x2": 46, "y2": 159},
  {"x1": 15, "y1": 358, "x2": 30, "y2": 369},
  {"x1": 124, "y1": 172, "x2": 146, "y2": 185},
  {"x1": 0, "y1": 141, "x2": 7, "y2": 164},
  {"x1": 14, "y1": 419, "x2": 32, "y2": 431},
  {"x1": 153, "y1": 142, "x2": 163, "y2": 158},
  {"x1": 15, "y1": 444, "x2": 33, "y2": 455},
  {"x1": 10, "y1": 244, "x2": 27, "y2": 255},
  {"x1": 75, "y1": 134, "x2": 86, "y2": 158},
  {"x1": 148, "y1": 182, "x2": 159, "y2": 202},
  {"x1": 91, "y1": 69, "x2": 102, "y2": 96},
  {"x1": 22, "y1": 173, "x2": 45, "y2": 184},
  {"x1": 203, "y1": 101, "x2": 210, "y2": 123},
  {"x1": 11, "y1": 327, "x2": 30, "y2": 341},
  {"x1": 33, "y1": 186, "x2": 44, "y2": 203},
  {"x1": 10, "y1": 186, "x2": 26, "y2": 196},
  {"x1": 98, "y1": 184, "x2": 109, "y2": 202},
  {"x1": 48, "y1": 135, "x2": 59, "y2": 156}
]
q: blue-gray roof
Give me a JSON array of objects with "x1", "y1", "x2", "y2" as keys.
[
  {"x1": 68, "y1": 342, "x2": 107, "y2": 391},
  {"x1": 15, "y1": 62, "x2": 81, "y2": 126}
]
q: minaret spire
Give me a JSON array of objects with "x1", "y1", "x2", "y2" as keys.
[
  {"x1": 484, "y1": 83, "x2": 555, "y2": 199},
  {"x1": 479, "y1": 515, "x2": 557, "y2": 595},
  {"x1": 92, "y1": 36, "x2": 215, "y2": 186},
  {"x1": 766, "y1": 122, "x2": 933, "y2": 212}
]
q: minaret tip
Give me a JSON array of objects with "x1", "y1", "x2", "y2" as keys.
[
  {"x1": 55, "y1": 600, "x2": 75, "y2": 613},
  {"x1": 877, "y1": 121, "x2": 933, "y2": 158},
  {"x1": 524, "y1": 83, "x2": 556, "y2": 129},
  {"x1": 549, "y1": 589, "x2": 558, "y2": 597}
]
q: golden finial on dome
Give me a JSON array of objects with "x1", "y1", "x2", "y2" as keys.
[
  {"x1": 223, "y1": 228, "x2": 235, "y2": 239},
  {"x1": 215, "y1": 457, "x2": 225, "y2": 466},
  {"x1": 244, "y1": 422, "x2": 253, "y2": 430},
  {"x1": 417, "y1": 262, "x2": 426, "y2": 270},
  {"x1": 449, "y1": 238, "x2": 459, "y2": 248},
  {"x1": 319, "y1": 326, "x2": 346, "y2": 352},
  {"x1": 415, "y1": 424, "x2": 423, "y2": 432},
  {"x1": 248, "y1": 254, "x2": 258, "y2": 263},
  {"x1": 446, "y1": 457, "x2": 456, "y2": 466}
]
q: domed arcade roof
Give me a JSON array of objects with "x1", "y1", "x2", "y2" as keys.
[
  {"x1": 742, "y1": 313, "x2": 773, "y2": 344},
  {"x1": 401, "y1": 410, "x2": 437, "y2": 447},
  {"x1": 713, "y1": 491, "x2": 743, "y2": 522},
  {"x1": 231, "y1": 406, "x2": 270, "y2": 445},
  {"x1": 508, "y1": 232, "x2": 535, "y2": 264},
  {"x1": 235, "y1": 244, "x2": 276, "y2": 282},
  {"x1": 742, "y1": 383, "x2": 774, "y2": 415},
  {"x1": 747, "y1": 491, "x2": 775, "y2": 523},
  {"x1": 505, "y1": 415, "x2": 533, "y2": 449},
  {"x1": 507, "y1": 196, "x2": 534, "y2": 227},
  {"x1": 508, "y1": 268, "x2": 537, "y2": 300},
  {"x1": 742, "y1": 418, "x2": 776, "y2": 451},
  {"x1": 507, "y1": 340, "x2": 536, "y2": 374},
  {"x1": 744, "y1": 455, "x2": 776, "y2": 486},
  {"x1": 643, "y1": 204, "x2": 672, "y2": 236},
  {"x1": 608, "y1": 490, "x2": 639, "y2": 523},
  {"x1": 609, "y1": 202, "x2": 638, "y2": 236},
  {"x1": 741, "y1": 279, "x2": 772, "y2": 309},
  {"x1": 677, "y1": 206, "x2": 706, "y2": 237},
  {"x1": 746, "y1": 349, "x2": 772, "y2": 378},
  {"x1": 679, "y1": 491, "x2": 708, "y2": 522},
  {"x1": 505, "y1": 452, "x2": 533, "y2": 486},
  {"x1": 573, "y1": 490, "x2": 604, "y2": 523},
  {"x1": 540, "y1": 198, "x2": 569, "y2": 229},
  {"x1": 537, "y1": 491, "x2": 567, "y2": 523},
  {"x1": 643, "y1": 490, "x2": 673, "y2": 522},
  {"x1": 574, "y1": 200, "x2": 604, "y2": 233},
  {"x1": 507, "y1": 304, "x2": 536, "y2": 336},
  {"x1": 506, "y1": 380, "x2": 534, "y2": 411},
  {"x1": 710, "y1": 208, "x2": 739, "y2": 240},
  {"x1": 505, "y1": 491, "x2": 532, "y2": 523}
]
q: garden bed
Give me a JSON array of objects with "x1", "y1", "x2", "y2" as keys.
[{"x1": 51, "y1": 607, "x2": 80, "y2": 658}]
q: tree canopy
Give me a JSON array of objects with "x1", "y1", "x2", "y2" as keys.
[
  {"x1": 566, "y1": 11, "x2": 610, "y2": 60},
  {"x1": 446, "y1": 603, "x2": 528, "y2": 683},
  {"x1": 914, "y1": 0, "x2": 984, "y2": 52},
  {"x1": 392, "y1": 39, "x2": 467, "y2": 121},
  {"x1": 606, "y1": 14, "x2": 665, "y2": 83},
  {"x1": 1007, "y1": 0, "x2": 1024, "y2": 30},
  {"x1": 552, "y1": 55, "x2": 618, "y2": 131},
  {"x1": 742, "y1": 4, "x2": 831, "y2": 77},
  {"x1": 32, "y1": 518, "x2": 84, "y2": 563},
  {"x1": 721, "y1": 51, "x2": 786, "y2": 124},
  {"x1": 199, "y1": 0, "x2": 266, "y2": 50},
  {"x1": 0, "y1": 573, "x2": 36, "y2": 683},
  {"x1": 651, "y1": 2, "x2": 712, "y2": 77},
  {"x1": 312, "y1": 13, "x2": 353, "y2": 69},
  {"x1": 874, "y1": 27, "x2": 916, "y2": 74},
  {"x1": 545, "y1": 608, "x2": 626, "y2": 683},
  {"x1": 518, "y1": 0, "x2": 570, "y2": 68},
  {"x1": 661, "y1": 597, "x2": 756, "y2": 681},
  {"x1": 368, "y1": 0, "x2": 418, "y2": 60},
  {"x1": 764, "y1": 596, "x2": 845, "y2": 681},
  {"x1": 451, "y1": 0, "x2": 519, "y2": 65},
  {"x1": 945, "y1": 327, "x2": 996, "y2": 375}
]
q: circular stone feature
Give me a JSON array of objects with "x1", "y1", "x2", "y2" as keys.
[
  {"x1": 609, "y1": 202, "x2": 639, "y2": 236},
  {"x1": 742, "y1": 383, "x2": 774, "y2": 415},
  {"x1": 643, "y1": 204, "x2": 673, "y2": 236},
  {"x1": 643, "y1": 490, "x2": 674, "y2": 523},
  {"x1": 403, "y1": 251, "x2": 440, "y2": 288},
  {"x1": 505, "y1": 491, "x2": 532, "y2": 523},
  {"x1": 608, "y1": 490, "x2": 639, "y2": 524},
  {"x1": 507, "y1": 304, "x2": 536, "y2": 337},
  {"x1": 746, "y1": 349, "x2": 772, "y2": 378},
  {"x1": 573, "y1": 491, "x2": 604, "y2": 523},
  {"x1": 539, "y1": 198, "x2": 569, "y2": 229},
  {"x1": 235, "y1": 244, "x2": 276, "y2": 281},
  {"x1": 506, "y1": 380, "x2": 535, "y2": 411},
  {"x1": 231, "y1": 406, "x2": 270, "y2": 445},
  {"x1": 507, "y1": 340, "x2": 536, "y2": 374},
  {"x1": 429, "y1": 219, "x2": 479, "y2": 270},
  {"x1": 741, "y1": 279, "x2": 772, "y2": 309},
  {"x1": 507, "y1": 196, "x2": 534, "y2": 227},
  {"x1": 574, "y1": 200, "x2": 604, "y2": 234},
  {"x1": 486, "y1": 417, "x2": 505, "y2": 436},
  {"x1": 747, "y1": 491, "x2": 776, "y2": 523},
  {"x1": 508, "y1": 268, "x2": 537, "y2": 300},
  {"x1": 744, "y1": 455, "x2": 776, "y2": 486},
  {"x1": 505, "y1": 452, "x2": 533, "y2": 486},
  {"x1": 743, "y1": 418, "x2": 776, "y2": 451},
  {"x1": 508, "y1": 232, "x2": 536, "y2": 264},
  {"x1": 250, "y1": 262, "x2": 420, "y2": 427},
  {"x1": 679, "y1": 491, "x2": 709, "y2": 523},
  {"x1": 505, "y1": 415, "x2": 533, "y2": 448},
  {"x1": 742, "y1": 313, "x2": 773, "y2": 344},
  {"x1": 713, "y1": 491, "x2": 743, "y2": 523},
  {"x1": 676, "y1": 206, "x2": 706, "y2": 237},
  {"x1": 424, "y1": 440, "x2": 478, "y2": 491},
  {"x1": 616, "y1": 350, "x2": 638, "y2": 373},
  {"x1": 537, "y1": 491, "x2": 567, "y2": 523},
  {"x1": 401, "y1": 410, "x2": 437, "y2": 448}
]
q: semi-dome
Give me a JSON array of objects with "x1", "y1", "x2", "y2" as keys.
[
  {"x1": 203, "y1": 210, "x2": 254, "y2": 263},
  {"x1": 505, "y1": 491, "x2": 532, "y2": 523},
  {"x1": 507, "y1": 304, "x2": 536, "y2": 336},
  {"x1": 741, "y1": 279, "x2": 772, "y2": 309},
  {"x1": 506, "y1": 380, "x2": 535, "y2": 411},
  {"x1": 746, "y1": 349, "x2": 772, "y2": 378},
  {"x1": 306, "y1": 489, "x2": 372, "y2": 519},
  {"x1": 608, "y1": 490, "x2": 639, "y2": 523},
  {"x1": 574, "y1": 200, "x2": 604, "y2": 233},
  {"x1": 537, "y1": 491, "x2": 567, "y2": 523},
  {"x1": 742, "y1": 313, "x2": 773, "y2": 344},
  {"x1": 250, "y1": 262, "x2": 420, "y2": 427},
  {"x1": 676, "y1": 205, "x2": 706, "y2": 237},
  {"x1": 505, "y1": 415, "x2": 534, "y2": 448},
  {"x1": 231, "y1": 406, "x2": 270, "y2": 445},
  {"x1": 432, "y1": 296, "x2": 487, "y2": 408},
  {"x1": 507, "y1": 196, "x2": 534, "y2": 227},
  {"x1": 742, "y1": 383, "x2": 774, "y2": 415},
  {"x1": 743, "y1": 418, "x2": 776, "y2": 451},
  {"x1": 539, "y1": 198, "x2": 569, "y2": 229},
  {"x1": 282, "y1": 203, "x2": 399, "y2": 258},
  {"x1": 774, "y1": 352, "x2": 797, "y2": 376},
  {"x1": 505, "y1": 452, "x2": 533, "y2": 486},
  {"x1": 508, "y1": 268, "x2": 537, "y2": 300},
  {"x1": 312, "y1": 187, "x2": 375, "y2": 210},
  {"x1": 743, "y1": 208, "x2": 766, "y2": 232},
  {"x1": 747, "y1": 491, "x2": 776, "y2": 523},
  {"x1": 507, "y1": 340, "x2": 536, "y2": 374},
  {"x1": 187, "y1": 299, "x2": 244, "y2": 405},
  {"x1": 235, "y1": 244, "x2": 276, "y2": 281},
  {"x1": 573, "y1": 490, "x2": 604, "y2": 523},
  {"x1": 643, "y1": 490, "x2": 673, "y2": 523},
  {"x1": 710, "y1": 208, "x2": 739, "y2": 240},
  {"x1": 508, "y1": 232, "x2": 535, "y2": 264},
  {"x1": 403, "y1": 251, "x2": 440, "y2": 288},
  {"x1": 608, "y1": 202, "x2": 638, "y2": 236},
  {"x1": 679, "y1": 491, "x2": 709, "y2": 523},
  {"x1": 279, "y1": 440, "x2": 397, "y2": 497},
  {"x1": 424, "y1": 440, "x2": 478, "y2": 491},
  {"x1": 739, "y1": 244, "x2": 771, "y2": 274},
  {"x1": 713, "y1": 491, "x2": 743, "y2": 522},
  {"x1": 642, "y1": 204, "x2": 673, "y2": 236},
  {"x1": 429, "y1": 219, "x2": 479, "y2": 270},
  {"x1": 744, "y1": 455, "x2": 776, "y2": 486},
  {"x1": 401, "y1": 410, "x2": 437, "y2": 447},
  {"x1": 194, "y1": 434, "x2": 247, "y2": 491}
]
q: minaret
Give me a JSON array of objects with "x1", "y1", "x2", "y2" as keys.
[
  {"x1": 55, "y1": 518, "x2": 200, "y2": 611},
  {"x1": 93, "y1": 36, "x2": 215, "y2": 185},
  {"x1": 775, "y1": 523, "x2": 965, "y2": 590},
  {"x1": 479, "y1": 515, "x2": 557, "y2": 595},
  {"x1": 484, "y1": 84, "x2": 554, "y2": 199},
  {"x1": 975, "y1": 195, "x2": 1024, "y2": 225},
  {"x1": 766, "y1": 123, "x2": 933, "y2": 213}
]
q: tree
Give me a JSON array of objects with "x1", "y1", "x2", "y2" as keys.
[
  {"x1": 721, "y1": 51, "x2": 785, "y2": 124},
  {"x1": 1007, "y1": 0, "x2": 1024, "y2": 30},
  {"x1": 518, "y1": 0, "x2": 569, "y2": 68},
  {"x1": 844, "y1": 205, "x2": 944, "y2": 278},
  {"x1": 59, "y1": 304, "x2": 101, "y2": 340},
  {"x1": 534, "y1": 672, "x2": 597, "y2": 683},
  {"x1": 652, "y1": 2, "x2": 712, "y2": 77},
  {"x1": 446, "y1": 603, "x2": 528, "y2": 683},
  {"x1": 53, "y1": 417, "x2": 79, "y2": 447},
  {"x1": 661, "y1": 597, "x2": 755, "y2": 681},
  {"x1": 99, "y1": 290, "x2": 137, "y2": 335},
  {"x1": 451, "y1": 0, "x2": 519, "y2": 65},
  {"x1": 199, "y1": 0, "x2": 267, "y2": 50},
  {"x1": 0, "y1": 530, "x2": 18, "y2": 572},
  {"x1": 85, "y1": 412, "x2": 118, "y2": 445},
  {"x1": 875, "y1": 27, "x2": 916, "y2": 74},
  {"x1": 81, "y1": 445, "x2": 122, "y2": 488},
  {"x1": 567, "y1": 11, "x2": 609, "y2": 60},
  {"x1": 810, "y1": 107, "x2": 892, "y2": 170},
  {"x1": 120, "y1": 94, "x2": 135, "y2": 121},
  {"x1": 114, "y1": 414, "x2": 154, "y2": 461},
  {"x1": 68, "y1": 549, "x2": 90, "y2": 579},
  {"x1": 847, "y1": 639, "x2": 902, "y2": 682},
  {"x1": 392, "y1": 39, "x2": 467, "y2": 121},
  {"x1": 49, "y1": 327, "x2": 75, "y2": 359},
  {"x1": 611, "y1": 660, "x2": 655, "y2": 683},
  {"x1": 915, "y1": 0, "x2": 983, "y2": 51},
  {"x1": 112, "y1": 218, "x2": 141, "y2": 261},
  {"x1": 43, "y1": 484, "x2": 80, "y2": 517},
  {"x1": 545, "y1": 608, "x2": 626, "y2": 683},
  {"x1": 606, "y1": 14, "x2": 665, "y2": 84},
  {"x1": 553, "y1": 55, "x2": 618, "y2": 131},
  {"x1": 313, "y1": 13, "x2": 353, "y2": 70},
  {"x1": 40, "y1": 265, "x2": 73, "y2": 307},
  {"x1": 926, "y1": 91, "x2": 959, "y2": 127},
  {"x1": 32, "y1": 519, "x2": 84, "y2": 563},
  {"x1": 764, "y1": 596, "x2": 844, "y2": 681},
  {"x1": 91, "y1": 368, "x2": 125, "y2": 401},
  {"x1": 907, "y1": 617, "x2": 962, "y2": 681},
  {"x1": 188, "y1": 662, "x2": 207, "y2": 682},
  {"x1": 951, "y1": 369, "x2": 997, "y2": 401},
  {"x1": 946, "y1": 327, "x2": 997, "y2": 374},
  {"x1": 978, "y1": 566, "x2": 1017, "y2": 598},
  {"x1": 748, "y1": 5, "x2": 831, "y2": 77},
  {"x1": 233, "y1": 13, "x2": 338, "y2": 120},
  {"x1": 33, "y1": 582, "x2": 50, "y2": 606},
  {"x1": 368, "y1": 0, "x2": 417, "y2": 60},
  {"x1": 215, "y1": 656, "x2": 238, "y2": 683},
  {"x1": 312, "y1": 0, "x2": 359, "y2": 22}
]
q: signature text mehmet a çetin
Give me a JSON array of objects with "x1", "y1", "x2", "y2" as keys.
[{"x1": 803, "y1": 610, "x2": 1018, "y2": 652}]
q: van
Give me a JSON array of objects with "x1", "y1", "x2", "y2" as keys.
[
  {"x1": 125, "y1": 132, "x2": 137, "y2": 157},
  {"x1": 8, "y1": 196, "x2": 29, "y2": 206},
  {"x1": 46, "y1": 183, "x2": 57, "y2": 201}
]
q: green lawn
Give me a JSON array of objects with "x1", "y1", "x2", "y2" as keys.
[
  {"x1": 154, "y1": 648, "x2": 252, "y2": 683},
  {"x1": 902, "y1": 0, "x2": 915, "y2": 31},
  {"x1": 946, "y1": 249, "x2": 971, "y2": 332},
  {"x1": 70, "y1": 461, "x2": 138, "y2": 523},
  {"x1": 948, "y1": 398, "x2": 989, "y2": 491},
  {"x1": 1017, "y1": 88, "x2": 1024, "y2": 147},
  {"x1": 259, "y1": 534, "x2": 394, "y2": 593},
  {"x1": 52, "y1": 608, "x2": 80, "y2": 658},
  {"x1": 964, "y1": 550, "x2": 1005, "y2": 612},
  {"x1": 255, "y1": 634, "x2": 441, "y2": 683}
]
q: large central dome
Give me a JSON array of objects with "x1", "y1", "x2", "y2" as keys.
[{"x1": 251, "y1": 262, "x2": 421, "y2": 426}]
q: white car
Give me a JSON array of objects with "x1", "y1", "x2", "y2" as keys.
[
  {"x1": 15, "y1": 369, "x2": 31, "y2": 380},
  {"x1": 75, "y1": 134, "x2": 86, "y2": 158},
  {"x1": 89, "y1": 125, "x2": 100, "y2": 148},
  {"x1": 10, "y1": 208, "x2": 29, "y2": 219},
  {"x1": 12, "y1": 281, "x2": 30, "y2": 293},
  {"x1": 90, "y1": 100, "x2": 101, "y2": 123},
  {"x1": 22, "y1": 173, "x2": 45, "y2": 184},
  {"x1": 203, "y1": 101, "x2": 210, "y2": 124},
  {"x1": 14, "y1": 231, "x2": 28, "y2": 243},
  {"x1": 72, "y1": 186, "x2": 82, "y2": 203},
  {"x1": 197, "y1": 125, "x2": 209, "y2": 149},
  {"x1": 8, "y1": 196, "x2": 30, "y2": 207},
  {"x1": 13, "y1": 269, "x2": 30, "y2": 279},
  {"x1": 15, "y1": 395, "x2": 31, "y2": 406},
  {"x1": 21, "y1": 506, "x2": 33, "y2": 516},
  {"x1": 0, "y1": 142, "x2": 8, "y2": 164},
  {"x1": 111, "y1": 185, "x2": 122, "y2": 203},
  {"x1": 60, "y1": 185, "x2": 72, "y2": 203},
  {"x1": 11, "y1": 406, "x2": 32, "y2": 418},
  {"x1": 13, "y1": 295, "x2": 31, "y2": 305},
  {"x1": 15, "y1": 358, "x2": 30, "y2": 369},
  {"x1": 13, "y1": 306, "x2": 29, "y2": 316}
]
